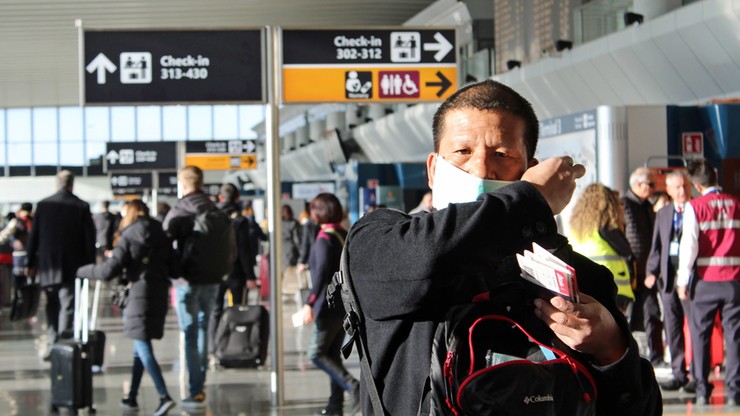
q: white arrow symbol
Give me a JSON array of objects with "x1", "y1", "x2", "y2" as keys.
[
  {"x1": 423, "y1": 32, "x2": 453, "y2": 62},
  {"x1": 244, "y1": 140, "x2": 256, "y2": 153},
  {"x1": 106, "y1": 150, "x2": 119, "y2": 165},
  {"x1": 86, "y1": 53, "x2": 117, "y2": 84}
]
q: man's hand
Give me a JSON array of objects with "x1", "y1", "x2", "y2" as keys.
[
  {"x1": 677, "y1": 285, "x2": 688, "y2": 300},
  {"x1": 645, "y1": 274, "x2": 656, "y2": 289},
  {"x1": 534, "y1": 293, "x2": 627, "y2": 366},
  {"x1": 24, "y1": 267, "x2": 36, "y2": 279},
  {"x1": 522, "y1": 156, "x2": 586, "y2": 215},
  {"x1": 246, "y1": 279, "x2": 257, "y2": 290},
  {"x1": 297, "y1": 263, "x2": 308, "y2": 273}
]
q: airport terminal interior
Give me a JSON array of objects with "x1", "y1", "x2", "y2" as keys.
[{"x1": 1, "y1": 0, "x2": 740, "y2": 414}]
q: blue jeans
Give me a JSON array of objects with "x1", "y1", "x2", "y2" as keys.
[
  {"x1": 129, "y1": 339, "x2": 169, "y2": 399},
  {"x1": 174, "y1": 283, "x2": 218, "y2": 397},
  {"x1": 309, "y1": 316, "x2": 358, "y2": 409}
]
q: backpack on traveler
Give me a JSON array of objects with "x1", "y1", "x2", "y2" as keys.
[
  {"x1": 181, "y1": 208, "x2": 236, "y2": 284},
  {"x1": 328, "y1": 238, "x2": 597, "y2": 416}
]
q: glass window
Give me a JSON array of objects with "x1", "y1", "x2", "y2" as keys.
[
  {"x1": 86, "y1": 141, "x2": 106, "y2": 162},
  {"x1": 33, "y1": 107, "x2": 58, "y2": 142},
  {"x1": 136, "y1": 106, "x2": 161, "y2": 141},
  {"x1": 60, "y1": 142, "x2": 84, "y2": 166},
  {"x1": 86, "y1": 107, "x2": 110, "y2": 142},
  {"x1": 7, "y1": 108, "x2": 31, "y2": 142},
  {"x1": 0, "y1": 109, "x2": 5, "y2": 142},
  {"x1": 163, "y1": 105, "x2": 187, "y2": 141},
  {"x1": 7, "y1": 143, "x2": 31, "y2": 165},
  {"x1": 213, "y1": 105, "x2": 238, "y2": 139},
  {"x1": 111, "y1": 106, "x2": 136, "y2": 142},
  {"x1": 60, "y1": 107, "x2": 83, "y2": 142},
  {"x1": 239, "y1": 105, "x2": 264, "y2": 139},
  {"x1": 34, "y1": 142, "x2": 59, "y2": 165},
  {"x1": 0, "y1": 139, "x2": 5, "y2": 167},
  {"x1": 188, "y1": 105, "x2": 212, "y2": 140}
]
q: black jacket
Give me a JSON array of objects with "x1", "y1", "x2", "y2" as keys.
[
  {"x1": 217, "y1": 201, "x2": 260, "y2": 281},
  {"x1": 26, "y1": 189, "x2": 96, "y2": 287},
  {"x1": 299, "y1": 219, "x2": 320, "y2": 265},
  {"x1": 93, "y1": 211, "x2": 117, "y2": 250},
  {"x1": 348, "y1": 181, "x2": 661, "y2": 416},
  {"x1": 77, "y1": 217, "x2": 173, "y2": 340},
  {"x1": 621, "y1": 189, "x2": 655, "y2": 285},
  {"x1": 307, "y1": 225, "x2": 346, "y2": 320}
]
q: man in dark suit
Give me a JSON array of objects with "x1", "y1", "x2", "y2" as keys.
[
  {"x1": 26, "y1": 170, "x2": 96, "y2": 357},
  {"x1": 92, "y1": 200, "x2": 116, "y2": 263},
  {"x1": 622, "y1": 167, "x2": 664, "y2": 366},
  {"x1": 646, "y1": 170, "x2": 694, "y2": 391}
]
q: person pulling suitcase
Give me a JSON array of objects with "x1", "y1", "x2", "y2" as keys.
[{"x1": 77, "y1": 199, "x2": 177, "y2": 415}]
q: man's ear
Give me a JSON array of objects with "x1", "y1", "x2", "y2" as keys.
[
  {"x1": 527, "y1": 158, "x2": 539, "y2": 169},
  {"x1": 426, "y1": 153, "x2": 437, "y2": 189}
]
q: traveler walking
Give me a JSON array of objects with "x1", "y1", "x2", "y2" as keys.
[
  {"x1": 77, "y1": 199, "x2": 177, "y2": 416},
  {"x1": 25, "y1": 170, "x2": 96, "y2": 359},
  {"x1": 301, "y1": 193, "x2": 359, "y2": 415},
  {"x1": 163, "y1": 166, "x2": 235, "y2": 409}
]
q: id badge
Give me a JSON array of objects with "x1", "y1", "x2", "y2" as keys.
[{"x1": 669, "y1": 240, "x2": 680, "y2": 256}]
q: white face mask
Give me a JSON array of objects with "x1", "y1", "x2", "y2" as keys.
[{"x1": 431, "y1": 155, "x2": 513, "y2": 210}]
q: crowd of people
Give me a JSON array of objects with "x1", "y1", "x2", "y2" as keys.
[{"x1": 1, "y1": 79, "x2": 737, "y2": 415}]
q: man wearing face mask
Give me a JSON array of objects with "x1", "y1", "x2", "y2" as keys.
[{"x1": 346, "y1": 80, "x2": 661, "y2": 415}]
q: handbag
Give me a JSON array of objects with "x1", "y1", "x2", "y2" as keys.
[
  {"x1": 111, "y1": 280, "x2": 132, "y2": 309},
  {"x1": 10, "y1": 280, "x2": 41, "y2": 321}
]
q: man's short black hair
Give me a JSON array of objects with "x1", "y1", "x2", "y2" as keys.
[
  {"x1": 20, "y1": 202, "x2": 33, "y2": 212},
  {"x1": 219, "y1": 183, "x2": 239, "y2": 202},
  {"x1": 686, "y1": 158, "x2": 718, "y2": 187},
  {"x1": 432, "y1": 80, "x2": 539, "y2": 159}
]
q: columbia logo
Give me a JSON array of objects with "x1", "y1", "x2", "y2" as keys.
[{"x1": 523, "y1": 394, "x2": 554, "y2": 404}]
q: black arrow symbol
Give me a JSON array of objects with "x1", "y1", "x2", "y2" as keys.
[{"x1": 425, "y1": 71, "x2": 452, "y2": 97}]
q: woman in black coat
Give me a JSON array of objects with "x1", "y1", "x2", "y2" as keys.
[
  {"x1": 77, "y1": 199, "x2": 176, "y2": 415},
  {"x1": 301, "y1": 193, "x2": 359, "y2": 415}
]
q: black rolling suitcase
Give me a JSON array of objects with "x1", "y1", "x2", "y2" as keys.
[
  {"x1": 214, "y1": 289, "x2": 270, "y2": 368},
  {"x1": 50, "y1": 278, "x2": 95, "y2": 415}
]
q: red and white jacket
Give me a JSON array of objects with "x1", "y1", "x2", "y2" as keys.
[{"x1": 690, "y1": 191, "x2": 740, "y2": 282}]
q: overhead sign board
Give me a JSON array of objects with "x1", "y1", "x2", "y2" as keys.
[
  {"x1": 105, "y1": 142, "x2": 177, "y2": 172},
  {"x1": 185, "y1": 139, "x2": 258, "y2": 170},
  {"x1": 158, "y1": 171, "x2": 178, "y2": 195},
  {"x1": 84, "y1": 29, "x2": 264, "y2": 104},
  {"x1": 110, "y1": 173, "x2": 152, "y2": 195},
  {"x1": 282, "y1": 28, "x2": 457, "y2": 103}
]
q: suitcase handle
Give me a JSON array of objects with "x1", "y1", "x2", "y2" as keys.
[
  {"x1": 73, "y1": 278, "x2": 90, "y2": 343},
  {"x1": 90, "y1": 280, "x2": 101, "y2": 331}
]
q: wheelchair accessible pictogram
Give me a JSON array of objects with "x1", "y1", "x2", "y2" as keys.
[{"x1": 379, "y1": 71, "x2": 420, "y2": 98}]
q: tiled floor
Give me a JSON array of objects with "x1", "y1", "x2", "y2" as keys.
[{"x1": 0, "y1": 286, "x2": 737, "y2": 415}]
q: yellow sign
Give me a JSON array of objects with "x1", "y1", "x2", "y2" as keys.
[
  {"x1": 282, "y1": 29, "x2": 458, "y2": 103},
  {"x1": 185, "y1": 154, "x2": 257, "y2": 171},
  {"x1": 283, "y1": 66, "x2": 456, "y2": 103}
]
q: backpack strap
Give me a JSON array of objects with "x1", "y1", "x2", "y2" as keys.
[{"x1": 327, "y1": 241, "x2": 387, "y2": 416}]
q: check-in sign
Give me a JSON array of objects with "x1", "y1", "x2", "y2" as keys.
[
  {"x1": 105, "y1": 142, "x2": 177, "y2": 172},
  {"x1": 110, "y1": 173, "x2": 152, "y2": 195},
  {"x1": 282, "y1": 28, "x2": 457, "y2": 103},
  {"x1": 84, "y1": 29, "x2": 264, "y2": 104},
  {"x1": 185, "y1": 140, "x2": 258, "y2": 171}
]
